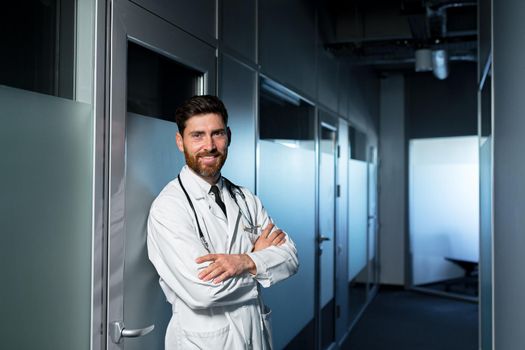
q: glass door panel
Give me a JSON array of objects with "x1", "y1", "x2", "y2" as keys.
[
  {"x1": 347, "y1": 127, "x2": 369, "y2": 325},
  {"x1": 318, "y1": 117, "x2": 337, "y2": 350},
  {"x1": 367, "y1": 147, "x2": 379, "y2": 290},
  {"x1": 259, "y1": 78, "x2": 316, "y2": 350}
]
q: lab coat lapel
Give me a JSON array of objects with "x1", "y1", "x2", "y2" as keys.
[{"x1": 223, "y1": 188, "x2": 242, "y2": 252}]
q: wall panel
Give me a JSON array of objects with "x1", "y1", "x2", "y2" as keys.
[
  {"x1": 317, "y1": 49, "x2": 339, "y2": 112},
  {"x1": 221, "y1": 0, "x2": 256, "y2": 62},
  {"x1": 259, "y1": 0, "x2": 317, "y2": 97},
  {"x1": 130, "y1": 0, "x2": 216, "y2": 44},
  {"x1": 493, "y1": 1, "x2": 525, "y2": 348},
  {"x1": 219, "y1": 54, "x2": 257, "y2": 192}
]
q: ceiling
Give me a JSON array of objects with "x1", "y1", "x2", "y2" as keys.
[{"x1": 321, "y1": 0, "x2": 477, "y2": 71}]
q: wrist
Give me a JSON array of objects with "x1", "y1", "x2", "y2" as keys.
[{"x1": 243, "y1": 254, "x2": 257, "y2": 275}]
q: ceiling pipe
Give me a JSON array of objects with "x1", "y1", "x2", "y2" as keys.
[{"x1": 426, "y1": 1, "x2": 477, "y2": 36}]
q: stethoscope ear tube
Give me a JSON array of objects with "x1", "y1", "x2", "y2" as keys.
[
  {"x1": 177, "y1": 175, "x2": 210, "y2": 252},
  {"x1": 178, "y1": 175, "x2": 258, "y2": 251}
]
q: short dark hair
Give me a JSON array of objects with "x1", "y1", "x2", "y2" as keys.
[{"x1": 175, "y1": 95, "x2": 228, "y2": 134}]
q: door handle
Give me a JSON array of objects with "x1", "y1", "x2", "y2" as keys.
[
  {"x1": 318, "y1": 235, "x2": 331, "y2": 243},
  {"x1": 110, "y1": 321, "x2": 155, "y2": 344}
]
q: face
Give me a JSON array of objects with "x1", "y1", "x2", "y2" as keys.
[{"x1": 176, "y1": 113, "x2": 230, "y2": 184}]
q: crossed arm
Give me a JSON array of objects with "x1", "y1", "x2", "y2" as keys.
[{"x1": 196, "y1": 222, "x2": 286, "y2": 284}]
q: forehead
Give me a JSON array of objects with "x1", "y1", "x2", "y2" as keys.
[{"x1": 184, "y1": 113, "x2": 225, "y2": 132}]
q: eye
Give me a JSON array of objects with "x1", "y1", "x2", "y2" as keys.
[{"x1": 190, "y1": 132, "x2": 204, "y2": 139}]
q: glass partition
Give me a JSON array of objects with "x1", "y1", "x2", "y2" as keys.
[
  {"x1": 0, "y1": 1, "x2": 94, "y2": 348},
  {"x1": 319, "y1": 123, "x2": 337, "y2": 349},
  {"x1": 347, "y1": 127, "x2": 369, "y2": 325},
  {"x1": 347, "y1": 159, "x2": 369, "y2": 323},
  {"x1": 367, "y1": 147, "x2": 379, "y2": 289},
  {"x1": 258, "y1": 78, "x2": 316, "y2": 349},
  {"x1": 409, "y1": 136, "x2": 479, "y2": 299}
]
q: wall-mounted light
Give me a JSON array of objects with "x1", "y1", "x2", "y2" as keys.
[{"x1": 432, "y1": 49, "x2": 449, "y2": 80}]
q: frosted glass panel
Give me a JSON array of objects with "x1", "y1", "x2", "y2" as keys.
[
  {"x1": 348, "y1": 159, "x2": 368, "y2": 281},
  {"x1": 368, "y1": 162, "x2": 377, "y2": 260},
  {"x1": 0, "y1": 86, "x2": 92, "y2": 349},
  {"x1": 410, "y1": 136, "x2": 479, "y2": 285},
  {"x1": 124, "y1": 113, "x2": 185, "y2": 349},
  {"x1": 259, "y1": 140, "x2": 315, "y2": 350},
  {"x1": 320, "y1": 140, "x2": 335, "y2": 307}
]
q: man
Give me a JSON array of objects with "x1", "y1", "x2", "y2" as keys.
[{"x1": 147, "y1": 95, "x2": 299, "y2": 349}]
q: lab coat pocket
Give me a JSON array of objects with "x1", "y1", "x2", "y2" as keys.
[
  {"x1": 262, "y1": 305, "x2": 273, "y2": 350},
  {"x1": 181, "y1": 324, "x2": 230, "y2": 349}
]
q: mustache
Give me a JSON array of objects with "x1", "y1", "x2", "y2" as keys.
[{"x1": 197, "y1": 149, "x2": 223, "y2": 157}]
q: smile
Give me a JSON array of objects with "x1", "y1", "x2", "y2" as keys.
[{"x1": 199, "y1": 155, "x2": 218, "y2": 165}]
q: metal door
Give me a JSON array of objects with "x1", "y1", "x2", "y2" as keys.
[{"x1": 107, "y1": 1, "x2": 216, "y2": 348}]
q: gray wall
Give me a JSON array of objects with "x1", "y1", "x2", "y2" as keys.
[
  {"x1": 493, "y1": 0, "x2": 525, "y2": 348},
  {"x1": 378, "y1": 74, "x2": 406, "y2": 285},
  {"x1": 406, "y1": 62, "x2": 478, "y2": 139},
  {"x1": 259, "y1": 0, "x2": 318, "y2": 98}
]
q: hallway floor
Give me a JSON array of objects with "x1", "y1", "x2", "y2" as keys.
[{"x1": 341, "y1": 288, "x2": 478, "y2": 350}]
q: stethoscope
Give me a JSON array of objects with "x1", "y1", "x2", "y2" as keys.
[{"x1": 177, "y1": 175, "x2": 259, "y2": 252}]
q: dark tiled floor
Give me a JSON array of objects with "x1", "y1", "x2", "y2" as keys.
[{"x1": 341, "y1": 288, "x2": 478, "y2": 350}]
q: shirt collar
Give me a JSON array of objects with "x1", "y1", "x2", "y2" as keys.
[{"x1": 181, "y1": 165, "x2": 224, "y2": 198}]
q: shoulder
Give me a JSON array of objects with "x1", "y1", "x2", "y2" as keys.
[
  {"x1": 150, "y1": 178, "x2": 187, "y2": 216},
  {"x1": 223, "y1": 179, "x2": 262, "y2": 207}
]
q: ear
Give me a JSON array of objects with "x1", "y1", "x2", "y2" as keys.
[
  {"x1": 227, "y1": 127, "x2": 232, "y2": 146},
  {"x1": 175, "y1": 132, "x2": 184, "y2": 153}
]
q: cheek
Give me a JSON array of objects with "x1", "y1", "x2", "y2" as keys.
[
  {"x1": 184, "y1": 141, "x2": 202, "y2": 155},
  {"x1": 216, "y1": 139, "x2": 229, "y2": 152}
]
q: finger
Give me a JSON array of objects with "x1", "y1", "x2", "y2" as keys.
[
  {"x1": 199, "y1": 264, "x2": 222, "y2": 280},
  {"x1": 268, "y1": 229, "x2": 283, "y2": 240},
  {"x1": 213, "y1": 271, "x2": 232, "y2": 284},
  {"x1": 196, "y1": 254, "x2": 216, "y2": 264},
  {"x1": 276, "y1": 237, "x2": 287, "y2": 246},
  {"x1": 270, "y1": 230, "x2": 284, "y2": 242},
  {"x1": 261, "y1": 223, "x2": 275, "y2": 238}
]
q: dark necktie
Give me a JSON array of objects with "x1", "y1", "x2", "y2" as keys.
[{"x1": 210, "y1": 185, "x2": 227, "y2": 218}]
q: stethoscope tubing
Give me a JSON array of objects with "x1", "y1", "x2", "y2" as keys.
[{"x1": 177, "y1": 175, "x2": 255, "y2": 252}]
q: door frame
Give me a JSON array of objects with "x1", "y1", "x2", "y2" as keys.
[{"x1": 316, "y1": 109, "x2": 340, "y2": 350}]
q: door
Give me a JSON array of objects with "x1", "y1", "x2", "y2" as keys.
[
  {"x1": 318, "y1": 113, "x2": 338, "y2": 349},
  {"x1": 107, "y1": 1, "x2": 216, "y2": 348},
  {"x1": 367, "y1": 146, "x2": 379, "y2": 291}
]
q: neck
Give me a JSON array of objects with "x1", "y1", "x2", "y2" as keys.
[{"x1": 187, "y1": 166, "x2": 220, "y2": 185}]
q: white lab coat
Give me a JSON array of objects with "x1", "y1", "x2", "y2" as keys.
[{"x1": 147, "y1": 165, "x2": 299, "y2": 350}]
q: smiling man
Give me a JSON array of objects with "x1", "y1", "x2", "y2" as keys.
[{"x1": 147, "y1": 95, "x2": 299, "y2": 350}]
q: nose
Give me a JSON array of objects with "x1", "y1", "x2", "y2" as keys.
[{"x1": 203, "y1": 134, "x2": 216, "y2": 152}]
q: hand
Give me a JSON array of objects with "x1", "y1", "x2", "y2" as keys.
[
  {"x1": 196, "y1": 253, "x2": 256, "y2": 283},
  {"x1": 252, "y1": 222, "x2": 286, "y2": 252}
]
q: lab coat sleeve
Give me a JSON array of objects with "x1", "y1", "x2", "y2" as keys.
[
  {"x1": 147, "y1": 194, "x2": 258, "y2": 310},
  {"x1": 245, "y1": 193, "x2": 299, "y2": 288}
]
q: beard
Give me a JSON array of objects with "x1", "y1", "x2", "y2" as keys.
[{"x1": 184, "y1": 147, "x2": 228, "y2": 179}]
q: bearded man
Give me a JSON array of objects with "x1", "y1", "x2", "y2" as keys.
[{"x1": 147, "y1": 95, "x2": 299, "y2": 350}]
